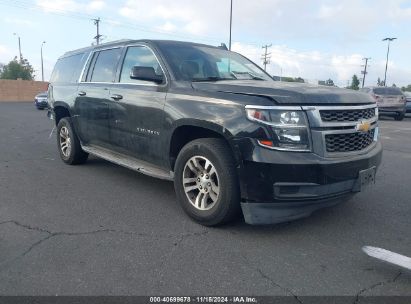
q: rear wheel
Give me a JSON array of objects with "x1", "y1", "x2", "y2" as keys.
[
  {"x1": 56, "y1": 117, "x2": 88, "y2": 165},
  {"x1": 394, "y1": 112, "x2": 405, "y2": 121},
  {"x1": 174, "y1": 138, "x2": 240, "y2": 226}
]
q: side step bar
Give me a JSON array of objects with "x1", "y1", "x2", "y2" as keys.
[{"x1": 82, "y1": 145, "x2": 174, "y2": 181}]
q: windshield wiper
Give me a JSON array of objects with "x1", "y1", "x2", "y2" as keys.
[
  {"x1": 191, "y1": 76, "x2": 235, "y2": 82},
  {"x1": 230, "y1": 71, "x2": 266, "y2": 80}
]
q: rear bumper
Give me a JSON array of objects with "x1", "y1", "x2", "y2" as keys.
[
  {"x1": 378, "y1": 105, "x2": 406, "y2": 114},
  {"x1": 35, "y1": 100, "x2": 48, "y2": 108},
  {"x1": 233, "y1": 138, "x2": 382, "y2": 224}
]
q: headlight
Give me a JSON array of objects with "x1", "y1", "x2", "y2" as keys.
[{"x1": 246, "y1": 106, "x2": 311, "y2": 151}]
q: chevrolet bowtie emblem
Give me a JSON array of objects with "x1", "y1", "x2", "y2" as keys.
[{"x1": 356, "y1": 120, "x2": 371, "y2": 132}]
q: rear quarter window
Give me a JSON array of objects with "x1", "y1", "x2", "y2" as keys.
[{"x1": 50, "y1": 52, "x2": 88, "y2": 83}]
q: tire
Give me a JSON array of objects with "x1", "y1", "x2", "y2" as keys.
[
  {"x1": 56, "y1": 117, "x2": 88, "y2": 165},
  {"x1": 394, "y1": 112, "x2": 405, "y2": 121},
  {"x1": 174, "y1": 138, "x2": 240, "y2": 226}
]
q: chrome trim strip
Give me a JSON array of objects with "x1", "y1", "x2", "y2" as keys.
[
  {"x1": 78, "y1": 44, "x2": 168, "y2": 87},
  {"x1": 321, "y1": 124, "x2": 377, "y2": 135},
  {"x1": 78, "y1": 51, "x2": 93, "y2": 83},
  {"x1": 301, "y1": 104, "x2": 376, "y2": 111},
  {"x1": 315, "y1": 116, "x2": 378, "y2": 128},
  {"x1": 303, "y1": 104, "x2": 378, "y2": 128},
  {"x1": 301, "y1": 104, "x2": 379, "y2": 157},
  {"x1": 245, "y1": 105, "x2": 302, "y2": 111},
  {"x1": 257, "y1": 141, "x2": 311, "y2": 152},
  {"x1": 80, "y1": 82, "x2": 115, "y2": 85},
  {"x1": 246, "y1": 115, "x2": 307, "y2": 128},
  {"x1": 321, "y1": 125, "x2": 378, "y2": 158}
]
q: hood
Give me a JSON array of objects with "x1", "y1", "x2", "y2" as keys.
[{"x1": 191, "y1": 80, "x2": 375, "y2": 105}]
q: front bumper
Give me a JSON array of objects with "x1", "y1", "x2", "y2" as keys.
[
  {"x1": 241, "y1": 194, "x2": 352, "y2": 225},
  {"x1": 234, "y1": 139, "x2": 382, "y2": 224}
]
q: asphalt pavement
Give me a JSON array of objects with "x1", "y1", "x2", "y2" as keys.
[{"x1": 0, "y1": 102, "x2": 410, "y2": 298}]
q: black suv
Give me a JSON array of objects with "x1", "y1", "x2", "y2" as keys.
[{"x1": 48, "y1": 40, "x2": 382, "y2": 226}]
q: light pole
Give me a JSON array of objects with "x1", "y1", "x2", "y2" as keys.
[
  {"x1": 382, "y1": 37, "x2": 397, "y2": 86},
  {"x1": 41, "y1": 41, "x2": 46, "y2": 82},
  {"x1": 229, "y1": 0, "x2": 233, "y2": 51},
  {"x1": 13, "y1": 33, "x2": 22, "y2": 62}
]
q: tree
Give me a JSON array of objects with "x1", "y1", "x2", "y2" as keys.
[
  {"x1": 377, "y1": 77, "x2": 384, "y2": 86},
  {"x1": 0, "y1": 56, "x2": 35, "y2": 80},
  {"x1": 401, "y1": 84, "x2": 411, "y2": 92},
  {"x1": 348, "y1": 74, "x2": 360, "y2": 90}
]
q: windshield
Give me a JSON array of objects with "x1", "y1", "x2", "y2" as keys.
[{"x1": 159, "y1": 44, "x2": 272, "y2": 82}]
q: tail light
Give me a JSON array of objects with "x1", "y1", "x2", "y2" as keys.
[{"x1": 372, "y1": 94, "x2": 381, "y2": 101}]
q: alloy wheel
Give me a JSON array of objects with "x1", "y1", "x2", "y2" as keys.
[
  {"x1": 182, "y1": 156, "x2": 220, "y2": 211},
  {"x1": 59, "y1": 126, "x2": 72, "y2": 158}
]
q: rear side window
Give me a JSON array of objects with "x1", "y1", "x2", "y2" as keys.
[
  {"x1": 50, "y1": 53, "x2": 87, "y2": 83},
  {"x1": 373, "y1": 87, "x2": 403, "y2": 95},
  {"x1": 89, "y1": 48, "x2": 122, "y2": 82}
]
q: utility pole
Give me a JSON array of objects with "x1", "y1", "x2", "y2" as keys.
[
  {"x1": 41, "y1": 41, "x2": 46, "y2": 82},
  {"x1": 361, "y1": 57, "x2": 371, "y2": 88},
  {"x1": 229, "y1": 0, "x2": 233, "y2": 51},
  {"x1": 261, "y1": 44, "x2": 272, "y2": 71},
  {"x1": 13, "y1": 33, "x2": 22, "y2": 62},
  {"x1": 382, "y1": 37, "x2": 397, "y2": 87},
  {"x1": 93, "y1": 17, "x2": 102, "y2": 45}
]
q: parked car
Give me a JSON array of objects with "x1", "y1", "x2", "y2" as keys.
[
  {"x1": 47, "y1": 40, "x2": 382, "y2": 226},
  {"x1": 404, "y1": 92, "x2": 411, "y2": 113},
  {"x1": 34, "y1": 91, "x2": 48, "y2": 110},
  {"x1": 361, "y1": 86, "x2": 406, "y2": 120}
]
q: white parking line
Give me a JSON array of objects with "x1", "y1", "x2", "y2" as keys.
[{"x1": 363, "y1": 246, "x2": 411, "y2": 270}]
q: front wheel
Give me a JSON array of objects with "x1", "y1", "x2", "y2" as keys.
[
  {"x1": 56, "y1": 117, "x2": 88, "y2": 165},
  {"x1": 174, "y1": 138, "x2": 240, "y2": 226}
]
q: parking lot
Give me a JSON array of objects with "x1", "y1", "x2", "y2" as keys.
[{"x1": 0, "y1": 102, "x2": 410, "y2": 297}]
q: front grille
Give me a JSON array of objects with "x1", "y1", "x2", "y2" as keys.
[
  {"x1": 325, "y1": 129, "x2": 375, "y2": 153},
  {"x1": 320, "y1": 108, "x2": 375, "y2": 122}
]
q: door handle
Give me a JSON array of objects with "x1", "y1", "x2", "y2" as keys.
[
  {"x1": 110, "y1": 94, "x2": 123, "y2": 101},
  {"x1": 78, "y1": 91, "x2": 86, "y2": 96}
]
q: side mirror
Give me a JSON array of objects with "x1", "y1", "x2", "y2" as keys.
[{"x1": 130, "y1": 66, "x2": 164, "y2": 84}]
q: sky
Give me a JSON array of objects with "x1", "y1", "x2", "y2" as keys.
[{"x1": 0, "y1": 0, "x2": 410, "y2": 87}]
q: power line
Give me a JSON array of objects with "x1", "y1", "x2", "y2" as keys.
[
  {"x1": 0, "y1": 0, "x2": 227, "y2": 44},
  {"x1": 261, "y1": 44, "x2": 272, "y2": 71},
  {"x1": 361, "y1": 57, "x2": 371, "y2": 88}
]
